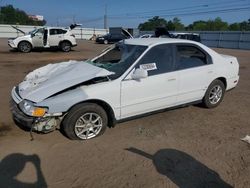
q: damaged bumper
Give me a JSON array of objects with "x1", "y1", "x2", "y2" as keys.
[
  {"x1": 10, "y1": 100, "x2": 59, "y2": 133},
  {"x1": 10, "y1": 100, "x2": 35, "y2": 131},
  {"x1": 8, "y1": 40, "x2": 17, "y2": 48}
]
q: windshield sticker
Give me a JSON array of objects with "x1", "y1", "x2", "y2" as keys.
[{"x1": 140, "y1": 63, "x2": 157, "y2": 71}]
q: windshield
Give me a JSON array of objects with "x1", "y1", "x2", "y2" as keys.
[
  {"x1": 90, "y1": 43, "x2": 147, "y2": 79},
  {"x1": 29, "y1": 28, "x2": 44, "y2": 35}
]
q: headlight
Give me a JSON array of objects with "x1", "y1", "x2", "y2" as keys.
[
  {"x1": 99, "y1": 37, "x2": 104, "y2": 40},
  {"x1": 19, "y1": 100, "x2": 48, "y2": 117}
]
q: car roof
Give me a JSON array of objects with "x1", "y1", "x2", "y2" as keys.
[
  {"x1": 124, "y1": 38, "x2": 199, "y2": 47},
  {"x1": 44, "y1": 27, "x2": 68, "y2": 30},
  {"x1": 171, "y1": 32, "x2": 200, "y2": 36}
]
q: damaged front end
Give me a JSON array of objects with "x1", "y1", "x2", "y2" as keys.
[
  {"x1": 10, "y1": 87, "x2": 63, "y2": 133},
  {"x1": 10, "y1": 60, "x2": 114, "y2": 134}
]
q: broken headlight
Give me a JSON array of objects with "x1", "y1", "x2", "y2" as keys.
[{"x1": 19, "y1": 100, "x2": 48, "y2": 117}]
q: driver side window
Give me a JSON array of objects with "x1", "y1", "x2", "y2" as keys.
[{"x1": 136, "y1": 44, "x2": 174, "y2": 76}]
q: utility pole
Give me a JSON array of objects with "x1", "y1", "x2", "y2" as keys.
[
  {"x1": 104, "y1": 4, "x2": 107, "y2": 29},
  {"x1": 0, "y1": 0, "x2": 2, "y2": 23}
]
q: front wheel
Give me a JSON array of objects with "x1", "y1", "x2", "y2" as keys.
[
  {"x1": 18, "y1": 41, "x2": 32, "y2": 53},
  {"x1": 62, "y1": 103, "x2": 108, "y2": 140},
  {"x1": 202, "y1": 79, "x2": 225, "y2": 108}
]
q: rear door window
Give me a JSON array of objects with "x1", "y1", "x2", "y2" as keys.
[
  {"x1": 175, "y1": 45, "x2": 208, "y2": 70},
  {"x1": 50, "y1": 29, "x2": 65, "y2": 35}
]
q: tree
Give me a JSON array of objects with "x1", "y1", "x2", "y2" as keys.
[
  {"x1": 172, "y1": 17, "x2": 185, "y2": 31},
  {"x1": 138, "y1": 16, "x2": 168, "y2": 31},
  {"x1": 229, "y1": 23, "x2": 240, "y2": 31},
  {"x1": 0, "y1": 5, "x2": 46, "y2": 26},
  {"x1": 138, "y1": 16, "x2": 250, "y2": 31}
]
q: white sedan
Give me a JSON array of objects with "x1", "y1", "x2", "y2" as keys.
[{"x1": 10, "y1": 38, "x2": 239, "y2": 140}]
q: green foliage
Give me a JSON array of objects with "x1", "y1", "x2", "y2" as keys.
[
  {"x1": 138, "y1": 16, "x2": 168, "y2": 31},
  {"x1": 138, "y1": 16, "x2": 250, "y2": 31},
  {"x1": 138, "y1": 16, "x2": 185, "y2": 31},
  {"x1": 172, "y1": 17, "x2": 185, "y2": 31},
  {"x1": 0, "y1": 5, "x2": 46, "y2": 26}
]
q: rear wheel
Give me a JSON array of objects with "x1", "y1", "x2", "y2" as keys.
[
  {"x1": 18, "y1": 41, "x2": 32, "y2": 53},
  {"x1": 202, "y1": 79, "x2": 225, "y2": 108},
  {"x1": 62, "y1": 103, "x2": 108, "y2": 140},
  {"x1": 60, "y1": 41, "x2": 71, "y2": 52}
]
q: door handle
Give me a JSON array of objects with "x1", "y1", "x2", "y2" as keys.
[{"x1": 168, "y1": 78, "x2": 176, "y2": 81}]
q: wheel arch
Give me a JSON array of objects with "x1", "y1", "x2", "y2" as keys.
[
  {"x1": 66, "y1": 99, "x2": 116, "y2": 128},
  {"x1": 59, "y1": 40, "x2": 73, "y2": 47},
  {"x1": 215, "y1": 77, "x2": 227, "y2": 89},
  {"x1": 18, "y1": 40, "x2": 33, "y2": 49}
]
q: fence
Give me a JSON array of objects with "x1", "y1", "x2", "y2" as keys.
[
  {"x1": 199, "y1": 31, "x2": 250, "y2": 50},
  {"x1": 140, "y1": 30, "x2": 250, "y2": 50},
  {"x1": 1, "y1": 24, "x2": 250, "y2": 50},
  {"x1": 0, "y1": 24, "x2": 108, "y2": 40}
]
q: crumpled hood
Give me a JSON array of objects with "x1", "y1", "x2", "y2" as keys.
[{"x1": 18, "y1": 60, "x2": 114, "y2": 102}]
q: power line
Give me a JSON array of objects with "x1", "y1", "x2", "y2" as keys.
[
  {"x1": 108, "y1": 6, "x2": 250, "y2": 20},
  {"x1": 108, "y1": 0, "x2": 248, "y2": 17}
]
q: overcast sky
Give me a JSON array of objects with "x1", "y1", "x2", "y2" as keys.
[{"x1": 1, "y1": 0, "x2": 250, "y2": 28}]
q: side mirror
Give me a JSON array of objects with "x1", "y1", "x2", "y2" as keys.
[{"x1": 131, "y1": 68, "x2": 148, "y2": 80}]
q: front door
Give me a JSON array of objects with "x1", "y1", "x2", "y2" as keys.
[
  {"x1": 32, "y1": 28, "x2": 44, "y2": 47},
  {"x1": 121, "y1": 44, "x2": 178, "y2": 119}
]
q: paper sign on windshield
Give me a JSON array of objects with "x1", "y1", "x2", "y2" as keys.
[{"x1": 140, "y1": 63, "x2": 157, "y2": 71}]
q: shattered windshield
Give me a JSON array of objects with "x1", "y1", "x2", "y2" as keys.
[{"x1": 90, "y1": 43, "x2": 147, "y2": 79}]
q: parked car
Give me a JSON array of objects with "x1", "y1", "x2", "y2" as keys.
[
  {"x1": 171, "y1": 32, "x2": 201, "y2": 42},
  {"x1": 96, "y1": 28, "x2": 133, "y2": 44},
  {"x1": 10, "y1": 38, "x2": 239, "y2": 140},
  {"x1": 139, "y1": 34, "x2": 154, "y2": 38},
  {"x1": 8, "y1": 25, "x2": 78, "y2": 52}
]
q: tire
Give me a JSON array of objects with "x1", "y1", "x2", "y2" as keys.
[
  {"x1": 18, "y1": 41, "x2": 32, "y2": 53},
  {"x1": 104, "y1": 40, "x2": 108, "y2": 45},
  {"x1": 202, "y1": 79, "x2": 225, "y2": 108},
  {"x1": 62, "y1": 103, "x2": 108, "y2": 140},
  {"x1": 60, "y1": 41, "x2": 71, "y2": 52}
]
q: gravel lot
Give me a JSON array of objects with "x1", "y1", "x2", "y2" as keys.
[{"x1": 0, "y1": 39, "x2": 249, "y2": 188}]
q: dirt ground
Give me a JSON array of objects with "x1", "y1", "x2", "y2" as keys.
[{"x1": 0, "y1": 39, "x2": 249, "y2": 188}]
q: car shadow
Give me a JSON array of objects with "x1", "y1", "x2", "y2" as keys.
[
  {"x1": 9, "y1": 48, "x2": 77, "y2": 53},
  {"x1": 125, "y1": 148, "x2": 232, "y2": 188},
  {"x1": 0, "y1": 153, "x2": 47, "y2": 187}
]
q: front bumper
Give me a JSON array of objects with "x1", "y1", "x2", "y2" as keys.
[
  {"x1": 10, "y1": 100, "x2": 35, "y2": 131},
  {"x1": 8, "y1": 40, "x2": 17, "y2": 48}
]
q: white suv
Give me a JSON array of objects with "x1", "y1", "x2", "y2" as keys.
[{"x1": 8, "y1": 27, "x2": 77, "y2": 52}]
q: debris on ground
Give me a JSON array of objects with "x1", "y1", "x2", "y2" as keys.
[{"x1": 241, "y1": 135, "x2": 250, "y2": 144}]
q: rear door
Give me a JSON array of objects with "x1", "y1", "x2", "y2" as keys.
[
  {"x1": 48, "y1": 29, "x2": 65, "y2": 46},
  {"x1": 174, "y1": 44, "x2": 215, "y2": 104},
  {"x1": 121, "y1": 44, "x2": 178, "y2": 118}
]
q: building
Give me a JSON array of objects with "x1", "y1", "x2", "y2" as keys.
[{"x1": 28, "y1": 15, "x2": 44, "y2": 21}]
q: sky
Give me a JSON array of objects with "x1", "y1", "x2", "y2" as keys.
[{"x1": 1, "y1": 0, "x2": 250, "y2": 28}]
